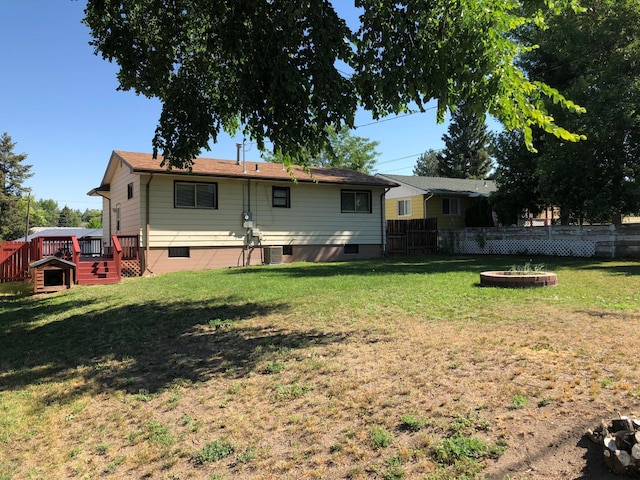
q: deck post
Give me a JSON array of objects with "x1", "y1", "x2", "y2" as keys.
[{"x1": 111, "y1": 235, "x2": 122, "y2": 280}]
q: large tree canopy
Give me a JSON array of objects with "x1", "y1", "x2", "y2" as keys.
[
  {"x1": 494, "y1": 0, "x2": 640, "y2": 224},
  {"x1": 84, "y1": 0, "x2": 585, "y2": 169},
  {"x1": 263, "y1": 127, "x2": 379, "y2": 174}
]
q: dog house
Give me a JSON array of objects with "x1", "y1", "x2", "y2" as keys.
[{"x1": 29, "y1": 257, "x2": 76, "y2": 293}]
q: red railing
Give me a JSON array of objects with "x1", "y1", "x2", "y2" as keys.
[{"x1": 117, "y1": 235, "x2": 139, "y2": 260}]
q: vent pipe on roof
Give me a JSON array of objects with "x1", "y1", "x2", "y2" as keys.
[
  {"x1": 255, "y1": 164, "x2": 260, "y2": 172},
  {"x1": 236, "y1": 143, "x2": 242, "y2": 165}
]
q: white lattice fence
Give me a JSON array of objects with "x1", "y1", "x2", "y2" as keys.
[
  {"x1": 456, "y1": 239, "x2": 595, "y2": 257},
  {"x1": 439, "y1": 226, "x2": 624, "y2": 258}
]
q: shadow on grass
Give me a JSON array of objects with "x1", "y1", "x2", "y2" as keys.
[
  {"x1": 0, "y1": 294, "x2": 347, "y2": 401},
  {"x1": 574, "y1": 262, "x2": 640, "y2": 277},
  {"x1": 229, "y1": 255, "x2": 547, "y2": 278}
]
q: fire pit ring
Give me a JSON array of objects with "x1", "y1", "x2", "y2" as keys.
[{"x1": 480, "y1": 271, "x2": 558, "y2": 288}]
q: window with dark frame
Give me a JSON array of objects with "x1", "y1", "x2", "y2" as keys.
[
  {"x1": 127, "y1": 182, "x2": 134, "y2": 200},
  {"x1": 168, "y1": 247, "x2": 190, "y2": 258},
  {"x1": 272, "y1": 186, "x2": 290, "y2": 208},
  {"x1": 175, "y1": 182, "x2": 218, "y2": 209},
  {"x1": 397, "y1": 199, "x2": 411, "y2": 217},
  {"x1": 340, "y1": 190, "x2": 372, "y2": 213},
  {"x1": 442, "y1": 197, "x2": 460, "y2": 216},
  {"x1": 282, "y1": 245, "x2": 293, "y2": 256}
]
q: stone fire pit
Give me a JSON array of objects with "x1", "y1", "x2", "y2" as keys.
[{"x1": 480, "y1": 270, "x2": 558, "y2": 288}]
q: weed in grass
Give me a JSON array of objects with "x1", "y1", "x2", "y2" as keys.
[
  {"x1": 104, "y1": 455, "x2": 125, "y2": 474},
  {"x1": 432, "y1": 435, "x2": 504, "y2": 465},
  {"x1": 371, "y1": 427, "x2": 393, "y2": 448},
  {"x1": 67, "y1": 447, "x2": 81, "y2": 458},
  {"x1": 133, "y1": 389, "x2": 159, "y2": 402},
  {"x1": 329, "y1": 442, "x2": 344, "y2": 454},
  {"x1": 601, "y1": 378, "x2": 614, "y2": 388},
  {"x1": 166, "y1": 392, "x2": 182, "y2": 410},
  {"x1": 236, "y1": 446, "x2": 257, "y2": 464},
  {"x1": 96, "y1": 443, "x2": 110, "y2": 455},
  {"x1": 226, "y1": 383, "x2": 243, "y2": 395},
  {"x1": 399, "y1": 414, "x2": 430, "y2": 432},
  {"x1": 193, "y1": 439, "x2": 235, "y2": 465},
  {"x1": 130, "y1": 420, "x2": 176, "y2": 448},
  {"x1": 381, "y1": 456, "x2": 406, "y2": 480},
  {"x1": 273, "y1": 383, "x2": 311, "y2": 401},
  {"x1": 179, "y1": 413, "x2": 192, "y2": 426},
  {"x1": 264, "y1": 362, "x2": 286, "y2": 374},
  {"x1": 509, "y1": 395, "x2": 529, "y2": 410},
  {"x1": 450, "y1": 411, "x2": 490, "y2": 435}
]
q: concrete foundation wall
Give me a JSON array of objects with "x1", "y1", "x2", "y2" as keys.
[{"x1": 144, "y1": 244, "x2": 383, "y2": 275}]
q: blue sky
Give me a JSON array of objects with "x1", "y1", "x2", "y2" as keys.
[{"x1": 1, "y1": 1, "x2": 493, "y2": 212}]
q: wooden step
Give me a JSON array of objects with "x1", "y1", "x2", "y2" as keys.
[{"x1": 75, "y1": 260, "x2": 121, "y2": 285}]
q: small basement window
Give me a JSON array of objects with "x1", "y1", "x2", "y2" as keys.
[
  {"x1": 344, "y1": 244, "x2": 359, "y2": 254},
  {"x1": 282, "y1": 245, "x2": 293, "y2": 256},
  {"x1": 168, "y1": 247, "x2": 190, "y2": 258}
]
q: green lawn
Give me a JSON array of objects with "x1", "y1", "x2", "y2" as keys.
[{"x1": 1, "y1": 255, "x2": 640, "y2": 479}]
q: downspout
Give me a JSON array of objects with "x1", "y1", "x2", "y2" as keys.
[
  {"x1": 380, "y1": 187, "x2": 391, "y2": 256},
  {"x1": 94, "y1": 191, "x2": 112, "y2": 251},
  {"x1": 145, "y1": 174, "x2": 154, "y2": 274},
  {"x1": 423, "y1": 192, "x2": 434, "y2": 219}
]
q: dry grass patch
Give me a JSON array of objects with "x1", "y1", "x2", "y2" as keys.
[{"x1": 1, "y1": 256, "x2": 640, "y2": 479}]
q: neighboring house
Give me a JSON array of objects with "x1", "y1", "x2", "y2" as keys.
[
  {"x1": 88, "y1": 151, "x2": 398, "y2": 275},
  {"x1": 375, "y1": 174, "x2": 496, "y2": 229}
]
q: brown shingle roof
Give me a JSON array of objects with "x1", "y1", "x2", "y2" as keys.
[{"x1": 112, "y1": 151, "x2": 398, "y2": 187}]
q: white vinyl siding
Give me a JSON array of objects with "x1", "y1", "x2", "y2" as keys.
[
  {"x1": 109, "y1": 161, "x2": 142, "y2": 237},
  {"x1": 146, "y1": 177, "x2": 385, "y2": 248}
]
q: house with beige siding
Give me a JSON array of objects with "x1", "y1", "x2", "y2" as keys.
[
  {"x1": 376, "y1": 174, "x2": 495, "y2": 229},
  {"x1": 88, "y1": 151, "x2": 398, "y2": 275}
]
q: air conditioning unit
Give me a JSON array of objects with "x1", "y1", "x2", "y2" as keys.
[{"x1": 263, "y1": 246, "x2": 283, "y2": 265}]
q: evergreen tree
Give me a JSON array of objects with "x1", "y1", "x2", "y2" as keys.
[
  {"x1": 58, "y1": 206, "x2": 83, "y2": 227},
  {"x1": 438, "y1": 101, "x2": 493, "y2": 179},
  {"x1": 0, "y1": 133, "x2": 33, "y2": 241},
  {"x1": 413, "y1": 149, "x2": 442, "y2": 177}
]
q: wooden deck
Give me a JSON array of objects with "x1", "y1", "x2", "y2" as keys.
[{"x1": 0, "y1": 235, "x2": 140, "y2": 286}]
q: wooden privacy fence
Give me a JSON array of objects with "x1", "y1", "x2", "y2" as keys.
[
  {"x1": 387, "y1": 218, "x2": 438, "y2": 255},
  {"x1": 0, "y1": 241, "x2": 32, "y2": 282}
]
